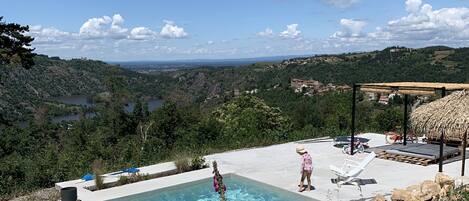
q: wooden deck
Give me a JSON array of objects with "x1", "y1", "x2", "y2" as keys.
[{"x1": 367, "y1": 143, "x2": 462, "y2": 166}]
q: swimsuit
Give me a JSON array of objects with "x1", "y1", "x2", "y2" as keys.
[{"x1": 301, "y1": 153, "x2": 313, "y2": 173}]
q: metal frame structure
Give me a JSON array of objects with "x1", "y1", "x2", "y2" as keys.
[{"x1": 350, "y1": 82, "x2": 469, "y2": 174}]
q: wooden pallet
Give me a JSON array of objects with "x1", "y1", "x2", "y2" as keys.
[
  {"x1": 427, "y1": 138, "x2": 462, "y2": 148},
  {"x1": 376, "y1": 152, "x2": 433, "y2": 166}
]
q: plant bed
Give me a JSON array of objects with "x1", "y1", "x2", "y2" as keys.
[{"x1": 86, "y1": 156, "x2": 209, "y2": 191}]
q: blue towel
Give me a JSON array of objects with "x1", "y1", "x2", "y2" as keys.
[
  {"x1": 125, "y1": 167, "x2": 140, "y2": 173},
  {"x1": 82, "y1": 173, "x2": 94, "y2": 181}
]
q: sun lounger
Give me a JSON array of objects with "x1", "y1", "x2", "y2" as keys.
[
  {"x1": 329, "y1": 152, "x2": 376, "y2": 194},
  {"x1": 333, "y1": 136, "x2": 370, "y2": 147}
]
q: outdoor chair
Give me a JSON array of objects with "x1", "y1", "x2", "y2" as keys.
[{"x1": 329, "y1": 151, "x2": 376, "y2": 194}]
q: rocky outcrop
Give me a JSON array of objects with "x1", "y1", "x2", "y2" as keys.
[
  {"x1": 376, "y1": 173, "x2": 457, "y2": 201},
  {"x1": 435, "y1": 172, "x2": 455, "y2": 198},
  {"x1": 372, "y1": 194, "x2": 387, "y2": 201}
]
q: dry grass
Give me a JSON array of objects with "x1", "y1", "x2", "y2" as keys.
[
  {"x1": 175, "y1": 157, "x2": 192, "y2": 173},
  {"x1": 10, "y1": 188, "x2": 59, "y2": 201},
  {"x1": 92, "y1": 159, "x2": 105, "y2": 190},
  {"x1": 411, "y1": 90, "x2": 469, "y2": 141}
]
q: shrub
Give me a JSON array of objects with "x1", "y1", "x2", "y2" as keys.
[
  {"x1": 119, "y1": 173, "x2": 150, "y2": 184},
  {"x1": 445, "y1": 184, "x2": 469, "y2": 200},
  {"x1": 191, "y1": 156, "x2": 207, "y2": 170},
  {"x1": 94, "y1": 174, "x2": 104, "y2": 190},
  {"x1": 92, "y1": 159, "x2": 105, "y2": 190},
  {"x1": 128, "y1": 173, "x2": 150, "y2": 183},
  {"x1": 116, "y1": 176, "x2": 129, "y2": 186},
  {"x1": 175, "y1": 157, "x2": 191, "y2": 173}
]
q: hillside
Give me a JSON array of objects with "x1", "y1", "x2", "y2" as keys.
[
  {"x1": 158, "y1": 46, "x2": 469, "y2": 104},
  {"x1": 0, "y1": 55, "x2": 167, "y2": 122},
  {"x1": 2, "y1": 46, "x2": 469, "y2": 122},
  {"x1": 2, "y1": 46, "x2": 469, "y2": 199}
]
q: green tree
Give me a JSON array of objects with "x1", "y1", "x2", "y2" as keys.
[
  {"x1": 0, "y1": 17, "x2": 36, "y2": 126},
  {"x1": 149, "y1": 102, "x2": 182, "y2": 148},
  {"x1": 0, "y1": 16, "x2": 36, "y2": 68},
  {"x1": 132, "y1": 99, "x2": 144, "y2": 122},
  {"x1": 213, "y1": 95, "x2": 291, "y2": 146},
  {"x1": 374, "y1": 107, "x2": 403, "y2": 132}
]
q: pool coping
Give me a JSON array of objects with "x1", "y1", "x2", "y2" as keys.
[
  {"x1": 56, "y1": 162, "x2": 233, "y2": 201},
  {"x1": 55, "y1": 161, "x2": 178, "y2": 201},
  {"x1": 107, "y1": 173, "x2": 317, "y2": 201},
  {"x1": 56, "y1": 159, "x2": 318, "y2": 201}
]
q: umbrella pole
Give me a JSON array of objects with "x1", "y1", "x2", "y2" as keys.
[
  {"x1": 350, "y1": 84, "x2": 357, "y2": 155},
  {"x1": 462, "y1": 131, "x2": 467, "y2": 176},
  {"x1": 439, "y1": 87, "x2": 446, "y2": 173},
  {"x1": 403, "y1": 94, "x2": 408, "y2": 146},
  {"x1": 439, "y1": 130, "x2": 444, "y2": 172}
]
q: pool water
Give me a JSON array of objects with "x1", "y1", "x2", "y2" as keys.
[{"x1": 109, "y1": 174, "x2": 315, "y2": 201}]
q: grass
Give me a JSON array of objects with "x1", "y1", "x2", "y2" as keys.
[
  {"x1": 10, "y1": 188, "x2": 59, "y2": 201},
  {"x1": 89, "y1": 156, "x2": 209, "y2": 191},
  {"x1": 116, "y1": 173, "x2": 151, "y2": 186},
  {"x1": 92, "y1": 159, "x2": 105, "y2": 190},
  {"x1": 444, "y1": 185, "x2": 469, "y2": 201},
  {"x1": 175, "y1": 156, "x2": 192, "y2": 173}
]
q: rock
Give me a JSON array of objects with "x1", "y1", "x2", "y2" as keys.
[
  {"x1": 405, "y1": 184, "x2": 425, "y2": 201},
  {"x1": 391, "y1": 189, "x2": 412, "y2": 201},
  {"x1": 439, "y1": 184, "x2": 453, "y2": 198},
  {"x1": 372, "y1": 194, "x2": 387, "y2": 201},
  {"x1": 406, "y1": 184, "x2": 421, "y2": 194},
  {"x1": 435, "y1": 172, "x2": 455, "y2": 188},
  {"x1": 420, "y1": 180, "x2": 440, "y2": 201}
]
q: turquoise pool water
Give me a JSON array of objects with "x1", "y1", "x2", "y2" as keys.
[{"x1": 109, "y1": 174, "x2": 315, "y2": 201}]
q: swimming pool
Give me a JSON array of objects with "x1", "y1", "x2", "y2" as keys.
[{"x1": 108, "y1": 174, "x2": 316, "y2": 201}]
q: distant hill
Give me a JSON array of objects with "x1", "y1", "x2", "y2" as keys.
[
  {"x1": 2, "y1": 46, "x2": 469, "y2": 122},
  {"x1": 158, "y1": 46, "x2": 469, "y2": 104},
  {"x1": 260, "y1": 46, "x2": 469, "y2": 84},
  {"x1": 0, "y1": 55, "x2": 166, "y2": 121},
  {"x1": 109, "y1": 55, "x2": 309, "y2": 70}
]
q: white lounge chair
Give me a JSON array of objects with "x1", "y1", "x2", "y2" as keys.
[{"x1": 329, "y1": 152, "x2": 376, "y2": 194}]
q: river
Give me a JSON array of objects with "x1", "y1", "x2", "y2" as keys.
[{"x1": 19, "y1": 96, "x2": 164, "y2": 126}]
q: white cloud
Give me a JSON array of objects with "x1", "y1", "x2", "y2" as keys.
[
  {"x1": 279, "y1": 24, "x2": 301, "y2": 39},
  {"x1": 79, "y1": 15, "x2": 113, "y2": 38},
  {"x1": 332, "y1": 19, "x2": 367, "y2": 39},
  {"x1": 383, "y1": 1, "x2": 469, "y2": 41},
  {"x1": 109, "y1": 14, "x2": 128, "y2": 39},
  {"x1": 159, "y1": 21, "x2": 188, "y2": 39},
  {"x1": 329, "y1": 0, "x2": 469, "y2": 50},
  {"x1": 129, "y1": 27, "x2": 156, "y2": 40},
  {"x1": 322, "y1": 0, "x2": 360, "y2": 8},
  {"x1": 78, "y1": 14, "x2": 158, "y2": 40},
  {"x1": 405, "y1": 0, "x2": 422, "y2": 13},
  {"x1": 28, "y1": 25, "x2": 72, "y2": 44},
  {"x1": 257, "y1": 28, "x2": 273, "y2": 37}
]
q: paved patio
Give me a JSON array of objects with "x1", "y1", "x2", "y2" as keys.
[
  {"x1": 206, "y1": 133, "x2": 469, "y2": 200},
  {"x1": 56, "y1": 133, "x2": 469, "y2": 201}
]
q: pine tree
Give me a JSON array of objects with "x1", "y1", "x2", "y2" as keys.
[{"x1": 0, "y1": 16, "x2": 36, "y2": 68}]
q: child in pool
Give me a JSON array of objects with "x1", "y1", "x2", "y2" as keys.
[{"x1": 296, "y1": 144, "x2": 312, "y2": 192}]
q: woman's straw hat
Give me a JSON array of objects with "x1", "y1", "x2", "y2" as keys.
[{"x1": 296, "y1": 144, "x2": 307, "y2": 154}]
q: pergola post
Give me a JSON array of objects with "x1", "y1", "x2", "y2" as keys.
[
  {"x1": 350, "y1": 84, "x2": 357, "y2": 155},
  {"x1": 462, "y1": 131, "x2": 467, "y2": 176},
  {"x1": 439, "y1": 87, "x2": 446, "y2": 172},
  {"x1": 403, "y1": 94, "x2": 409, "y2": 146}
]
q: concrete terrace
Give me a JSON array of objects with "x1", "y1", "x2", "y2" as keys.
[{"x1": 57, "y1": 133, "x2": 469, "y2": 201}]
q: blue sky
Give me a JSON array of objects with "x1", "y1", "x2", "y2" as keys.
[{"x1": 2, "y1": 0, "x2": 469, "y2": 61}]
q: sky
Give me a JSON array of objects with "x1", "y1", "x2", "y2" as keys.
[{"x1": 1, "y1": 0, "x2": 469, "y2": 61}]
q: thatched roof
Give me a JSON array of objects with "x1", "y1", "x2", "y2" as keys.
[
  {"x1": 411, "y1": 90, "x2": 469, "y2": 141},
  {"x1": 360, "y1": 82, "x2": 469, "y2": 95}
]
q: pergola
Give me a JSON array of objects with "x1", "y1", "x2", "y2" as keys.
[{"x1": 350, "y1": 82, "x2": 469, "y2": 172}]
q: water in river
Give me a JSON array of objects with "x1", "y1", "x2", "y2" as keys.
[{"x1": 50, "y1": 96, "x2": 163, "y2": 123}]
